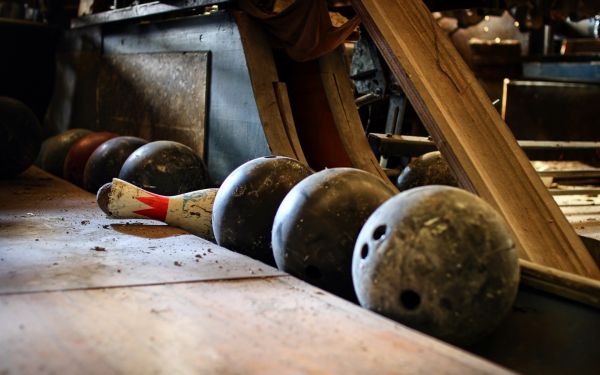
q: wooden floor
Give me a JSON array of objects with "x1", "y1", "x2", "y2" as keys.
[{"x1": 0, "y1": 167, "x2": 512, "y2": 374}]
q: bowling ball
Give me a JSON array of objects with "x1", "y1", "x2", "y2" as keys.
[
  {"x1": 118, "y1": 140, "x2": 209, "y2": 196},
  {"x1": 0, "y1": 97, "x2": 42, "y2": 178},
  {"x1": 83, "y1": 136, "x2": 147, "y2": 193},
  {"x1": 63, "y1": 132, "x2": 118, "y2": 186},
  {"x1": 212, "y1": 156, "x2": 313, "y2": 265},
  {"x1": 37, "y1": 128, "x2": 92, "y2": 176},
  {"x1": 272, "y1": 168, "x2": 396, "y2": 300},
  {"x1": 352, "y1": 186, "x2": 519, "y2": 346},
  {"x1": 396, "y1": 151, "x2": 458, "y2": 191}
]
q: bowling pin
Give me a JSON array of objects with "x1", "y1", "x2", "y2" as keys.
[{"x1": 97, "y1": 178, "x2": 217, "y2": 241}]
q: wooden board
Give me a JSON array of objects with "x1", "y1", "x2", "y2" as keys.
[
  {"x1": 0, "y1": 168, "x2": 282, "y2": 294},
  {"x1": 235, "y1": 12, "x2": 307, "y2": 164},
  {"x1": 0, "y1": 277, "x2": 512, "y2": 375},
  {"x1": 352, "y1": 0, "x2": 600, "y2": 279},
  {"x1": 319, "y1": 50, "x2": 392, "y2": 184},
  {"x1": 97, "y1": 51, "x2": 209, "y2": 159}
]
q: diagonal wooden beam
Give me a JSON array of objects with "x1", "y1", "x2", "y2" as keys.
[{"x1": 353, "y1": 0, "x2": 600, "y2": 279}]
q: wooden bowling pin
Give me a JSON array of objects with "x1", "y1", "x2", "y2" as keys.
[{"x1": 97, "y1": 178, "x2": 217, "y2": 241}]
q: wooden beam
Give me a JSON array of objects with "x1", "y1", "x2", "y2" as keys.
[
  {"x1": 369, "y1": 133, "x2": 600, "y2": 161},
  {"x1": 319, "y1": 50, "x2": 392, "y2": 184},
  {"x1": 234, "y1": 12, "x2": 307, "y2": 164},
  {"x1": 353, "y1": 0, "x2": 600, "y2": 279}
]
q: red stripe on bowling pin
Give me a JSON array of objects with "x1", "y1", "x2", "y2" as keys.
[{"x1": 134, "y1": 193, "x2": 169, "y2": 221}]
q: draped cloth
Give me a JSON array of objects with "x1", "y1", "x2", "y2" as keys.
[{"x1": 237, "y1": 0, "x2": 361, "y2": 61}]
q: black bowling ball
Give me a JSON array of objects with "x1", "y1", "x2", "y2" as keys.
[
  {"x1": 352, "y1": 186, "x2": 519, "y2": 346},
  {"x1": 118, "y1": 140, "x2": 209, "y2": 195},
  {"x1": 396, "y1": 151, "x2": 458, "y2": 191},
  {"x1": 272, "y1": 168, "x2": 396, "y2": 300},
  {"x1": 83, "y1": 136, "x2": 147, "y2": 193},
  {"x1": 0, "y1": 97, "x2": 42, "y2": 178},
  {"x1": 212, "y1": 156, "x2": 312, "y2": 265}
]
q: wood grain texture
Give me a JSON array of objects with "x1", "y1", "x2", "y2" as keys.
[
  {"x1": 0, "y1": 277, "x2": 513, "y2": 375},
  {"x1": 318, "y1": 50, "x2": 392, "y2": 185},
  {"x1": 520, "y1": 260, "x2": 600, "y2": 308},
  {"x1": 235, "y1": 11, "x2": 307, "y2": 163},
  {"x1": 0, "y1": 168, "x2": 282, "y2": 295},
  {"x1": 273, "y1": 81, "x2": 308, "y2": 163},
  {"x1": 353, "y1": 0, "x2": 600, "y2": 279}
]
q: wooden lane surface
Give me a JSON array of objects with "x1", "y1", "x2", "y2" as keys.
[
  {"x1": 0, "y1": 167, "x2": 282, "y2": 294},
  {"x1": 0, "y1": 277, "x2": 512, "y2": 375},
  {"x1": 352, "y1": 0, "x2": 600, "y2": 279},
  {"x1": 0, "y1": 167, "x2": 514, "y2": 374}
]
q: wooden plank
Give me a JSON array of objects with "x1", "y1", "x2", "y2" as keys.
[
  {"x1": 519, "y1": 259, "x2": 600, "y2": 308},
  {"x1": 0, "y1": 277, "x2": 513, "y2": 375},
  {"x1": 234, "y1": 12, "x2": 307, "y2": 163},
  {"x1": 353, "y1": 0, "x2": 600, "y2": 279},
  {"x1": 319, "y1": 50, "x2": 392, "y2": 184},
  {"x1": 97, "y1": 51, "x2": 209, "y2": 159},
  {"x1": 0, "y1": 168, "x2": 282, "y2": 294},
  {"x1": 369, "y1": 133, "x2": 600, "y2": 161},
  {"x1": 273, "y1": 81, "x2": 308, "y2": 164}
]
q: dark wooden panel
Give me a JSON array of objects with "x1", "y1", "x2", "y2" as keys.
[
  {"x1": 98, "y1": 52, "x2": 209, "y2": 158},
  {"x1": 502, "y1": 79, "x2": 600, "y2": 142}
]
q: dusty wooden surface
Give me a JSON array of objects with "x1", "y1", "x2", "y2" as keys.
[
  {"x1": 353, "y1": 0, "x2": 600, "y2": 279},
  {"x1": 0, "y1": 167, "x2": 512, "y2": 374},
  {"x1": 0, "y1": 168, "x2": 281, "y2": 295}
]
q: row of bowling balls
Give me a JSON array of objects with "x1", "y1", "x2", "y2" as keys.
[
  {"x1": 36, "y1": 129, "x2": 209, "y2": 194},
  {"x1": 211, "y1": 156, "x2": 519, "y2": 347}
]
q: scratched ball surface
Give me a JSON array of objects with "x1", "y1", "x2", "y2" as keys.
[
  {"x1": 118, "y1": 140, "x2": 209, "y2": 196},
  {"x1": 272, "y1": 168, "x2": 396, "y2": 300},
  {"x1": 352, "y1": 186, "x2": 519, "y2": 346},
  {"x1": 63, "y1": 131, "x2": 118, "y2": 186},
  {"x1": 37, "y1": 128, "x2": 92, "y2": 176},
  {"x1": 0, "y1": 97, "x2": 42, "y2": 178},
  {"x1": 83, "y1": 136, "x2": 147, "y2": 193},
  {"x1": 396, "y1": 151, "x2": 458, "y2": 191},
  {"x1": 212, "y1": 156, "x2": 313, "y2": 265}
]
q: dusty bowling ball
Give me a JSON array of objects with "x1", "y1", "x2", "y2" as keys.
[
  {"x1": 352, "y1": 186, "x2": 519, "y2": 346},
  {"x1": 83, "y1": 136, "x2": 147, "y2": 193},
  {"x1": 63, "y1": 132, "x2": 118, "y2": 186},
  {"x1": 118, "y1": 140, "x2": 209, "y2": 196},
  {"x1": 37, "y1": 128, "x2": 92, "y2": 176},
  {"x1": 212, "y1": 156, "x2": 313, "y2": 265},
  {"x1": 272, "y1": 168, "x2": 396, "y2": 300},
  {"x1": 396, "y1": 151, "x2": 458, "y2": 191},
  {"x1": 0, "y1": 97, "x2": 42, "y2": 178}
]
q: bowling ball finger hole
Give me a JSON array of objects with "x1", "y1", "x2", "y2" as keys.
[
  {"x1": 399, "y1": 289, "x2": 421, "y2": 310},
  {"x1": 304, "y1": 265, "x2": 322, "y2": 280},
  {"x1": 360, "y1": 244, "x2": 369, "y2": 259},
  {"x1": 372, "y1": 225, "x2": 387, "y2": 240}
]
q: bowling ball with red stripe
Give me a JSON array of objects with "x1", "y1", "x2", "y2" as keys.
[
  {"x1": 272, "y1": 168, "x2": 396, "y2": 300},
  {"x1": 352, "y1": 186, "x2": 519, "y2": 346},
  {"x1": 212, "y1": 156, "x2": 313, "y2": 265},
  {"x1": 118, "y1": 140, "x2": 209, "y2": 196},
  {"x1": 63, "y1": 132, "x2": 118, "y2": 186},
  {"x1": 0, "y1": 97, "x2": 42, "y2": 178},
  {"x1": 37, "y1": 128, "x2": 92, "y2": 176},
  {"x1": 83, "y1": 136, "x2": 147, "y2": 193}
]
